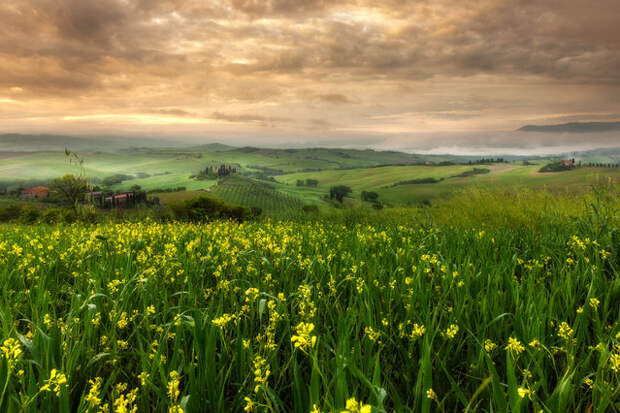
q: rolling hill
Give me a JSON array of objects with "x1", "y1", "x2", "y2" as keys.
[
  {"x1": 207, "y1": 175, "x2": 304, "y2": 215},
  {"x1": 518, "y1": 121, "x2": 620, "y2": 133}
]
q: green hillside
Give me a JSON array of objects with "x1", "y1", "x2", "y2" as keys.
[
  {"x1": 1, "y1": 142, "x2": 619, "y2": 211},
  {"x1": 276, "y1": 163, "x2": 620, "y2": 205},
  {"x1": 208, "y1": 175, "x2": 304, "y2": 215}
]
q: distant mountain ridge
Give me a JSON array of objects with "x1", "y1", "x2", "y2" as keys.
[
  {"x1": 0, "y1": 133, "x2": 187, "y2": 152},
  {"x1": 518, "y1": 121, "x2": 620, "y2": 133}
]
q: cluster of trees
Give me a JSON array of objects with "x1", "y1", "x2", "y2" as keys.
[
  {"x1": 0, "y1": 193, "x2": 263, "y2": 224},
  {"x1": 168, "y1": 196, "x2": 261, "y2": 222},
  {"x1": 468, "y1": 158, "x2": 506, "y2": 165},
  {"x1": 392, "y1": 177, "x2": 442, "y2": 187},
  {"x1": 246, "y1": 165, "x2": 285, "y2": 175},
  {"x1": 0, "y1": 203, "x2": 80, "y2": 224},
  {"x1": 539, "y1": 162, "x2": 576, "y2": 173},
  {"x1": 47, "y1": 175, "x2": 152, "y2": 211},
  {"x1": 145, "y1": 186, "x2": 186, "y2": 194},
  {"x1": 584, "y1": 162, "x2": 619, "y2": 168},
  {"x1": 296, "y1": 179, "x2": 319, "y2": 187},
  {"x1": 361, "y1": 190, "x2": 383, "y2": 209},
  {"x1": 101, "y1": 174, "x2": 135, "y2": 187},
  {"x1": 192, "y1": 165, "x2": 238, "y2": 180},
  {"x1": 327, "y1": 186, "x2": 383, "y2": 209},
  {"x1": 452, "y1": 168, "x2": 491, "y2": 178},
  {"x1": 329, "y1": 185, "x2": 352, "y2": 202}
]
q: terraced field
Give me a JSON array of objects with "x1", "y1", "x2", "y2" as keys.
[{"x1": 208, "y1": 176, "x2": 304, "y2": 214}]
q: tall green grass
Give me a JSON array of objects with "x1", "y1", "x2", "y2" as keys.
[{"x1": 0, "y1": 185, "x2": 618, "y2": 412}]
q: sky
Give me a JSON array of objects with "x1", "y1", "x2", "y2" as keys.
[{"x1": 0, "y1": 0, "x2": 619, "y2": 153}]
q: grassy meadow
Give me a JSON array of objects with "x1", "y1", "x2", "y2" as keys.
[
  {"x1": 1, "y1": 185, "x2": 619, "y2": 412},
  {"x1": 1, "y1": 145, "x2": 620, "y2": 210}
]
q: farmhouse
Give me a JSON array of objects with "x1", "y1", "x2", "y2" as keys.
[
  {"x1": 85, "y1": 191, "x2": 104, "y2": 205},
  {"x1": 104, "y1": 191, "x2": 136, "y2": 208},
  {"x1": 20, "y1": 186, "x2": 50, "y2": 199},
  {"x1": 560, "y1": 159, "x2": 576, "y2": 167}
]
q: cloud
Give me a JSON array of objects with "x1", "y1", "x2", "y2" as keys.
[
  {"x1": 210, "y1": 112, "x2": 291, "y2": 125},
  {"x1": 318, "y1": 94, "x2": 352, "y2": 104},
  {"x1": 147, "y1": 108, "x2": 198, "y2": 117},
  {"x1": 0, "y1": 0, "x2": 619, "y2": 146}
]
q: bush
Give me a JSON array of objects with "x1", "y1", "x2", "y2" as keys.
[
  {"x1": 19, "y1": 205, "x2": 40, "y2": 224},
  {"x1": 59, "y1": 208, "x2": 77, "y2": 224},
  {"x1": 391, "y1": 177, "x2": 441, "y2": 186},
  {"x1": 539, "y1": 162, "x2": 575, "y2": 173},
  {"x1": 40, "y1": 208, "x2": 60, "y2": 224},
  {"x1": 451, "y1": 168, "x2": 491, "y2": 178},
  {"x1": 0, "y1": 204, "x2": 23, "y2": 222},
  {"x1": 169, "y1": 196, "x2": 258, "y2": 222},
  {"x1": 361, "y1": 191, "x2": 379, "y2": 202},
  {"x1": 102, "y1": 174, "x2": 134, "y2": 187},
  {"x1": 38, "y1": 207, "x2": 77, "y2": 224},
  {"x1": 302, "y1": 205, "x2": 319, "y2": 214},
  {"x1": 329, "y1": 185, "x2": 352, "y2": 202},
  {"x1": 77, "y1": 204, "x2": 99, "y2": 223}
]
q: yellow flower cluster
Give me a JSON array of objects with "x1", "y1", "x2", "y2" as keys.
[
  {"x1": 505, "y1": 337, "x2": 525, "y2": 356},
  {"x1": 292, "y1": 322, "x2": 318, "y2": 351},
  {"x1": 0, "y1": 213, "x2": 617, "y2": 411},
  {"x1": 1, "y1": 337, "x2": 22, "y2": 370},
  {"x1": 41, "y1": 369, "x2": 68, "y2": 397},
  {"x1": 342, "y1": 397, "x2": 372, "y2": 413}
]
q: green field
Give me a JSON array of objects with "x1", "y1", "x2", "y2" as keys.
[
  {"x1": 1, "y1": 144, "x2": 619, "y2": 212},
  {"x1": 277, "y1": 164, "x2": 620, "y2": 205},
  {"x1": 0, "y1": 147, "x2": 444, "y2": 193},
  {"x1": 208, "y1": 175, "x2": 304, "y2": 215},
  {"x1": 0, "y1": 187, "x2": 618, "y2": 412}
]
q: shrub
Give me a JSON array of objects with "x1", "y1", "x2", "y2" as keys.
[
  {"x1": 19, "y1": 205, "x2": 40, "y2": 224},
  {"x1": 59, "y1": 208, "x2": 77, "y2": 224},
  {"x1": 40, "y1": 208, "x2": 61, "y2": 224},
  {"x1": 391, "y1": 177, "x2": 441, "y2": 186},
  {"x1": 329, "y1": 185, "x2": 352, "y2": 202},
  {"x1": 361, "y1": 191, "x2": 379, "y2": 202},
  {"x1": 451, "y1": 168, "x2": 491, "y2": 178},
  {"x1": 539, "y1": 162, "x2": 575, "y2": 173},
  {"x1": 302, "y1": 205, "x2": 319, "y2": 214},
  {"x1": 169, "y1": 195, "x2": 257, "y2": 222},
  {"x1": 0, "y1": 204, "x2": 23, "y2": 222},
  {"x1": 77, "y1": 204, "x2": 99, "y2": 223}
]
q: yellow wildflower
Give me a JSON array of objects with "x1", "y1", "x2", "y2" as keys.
[
  {"x1": 484, "y1": 339, "x2": 497, "y2": 353},
  {"x1": 84, "y1": 377, "x2": 103, "y2": 408},
  {"x1": 41, "y1": 369, "x2": 68, "y2": 397},
  {"x1": 505, "y1": 337, "x2": 525, "y2": 355},
  {"x1": 291, "y1": 322, "x2": 317, "y2": 351}
]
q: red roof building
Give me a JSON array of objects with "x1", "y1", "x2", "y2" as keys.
[{"x1": 20, "y1": 186, "x2": 50, "y2": 198}]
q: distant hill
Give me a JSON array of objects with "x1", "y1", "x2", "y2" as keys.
[
  {"x1": 0, "y1": 133, "x2": 183, "y2": 152},
  {"x1": 567, "y1": 147, "x2": 620, "y2": 164},
  {"x1": 187, "y1": 143, "x2": 236, "y2": 151},
  {"x1": 518, "y1": 121, "x2": 620, "y2": 133}
]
